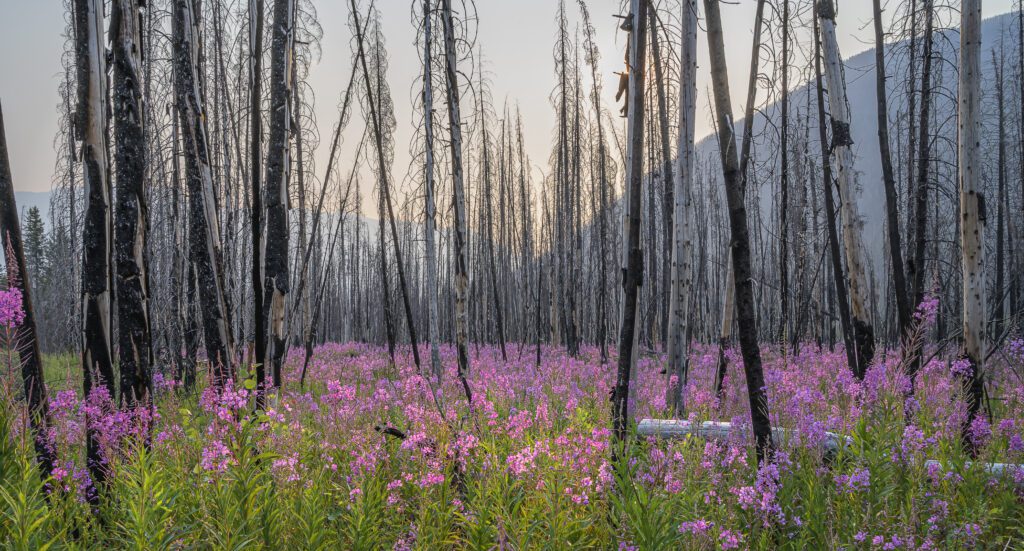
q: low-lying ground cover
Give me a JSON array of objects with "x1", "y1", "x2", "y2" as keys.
[{"x1": 1, "y1": 337, "x2": 1023, "y2": 549}]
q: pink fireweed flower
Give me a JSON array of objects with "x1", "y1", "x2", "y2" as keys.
[
  {"x1": 834, "y1": 467, "x2": 871, "y2": 494},
  {"x1": 678, "y1": 519, "x2": 713, "y2": 535},
  {"x1": 200, "y1": 440, "x2": 235, "y2": 473},
  {"x1": 913, "y1": 293, "x2": 939, "y2": 326},
  {"x1": 718, "y1": 529, "x2": 742, "y2": 549},
  {"x1": 0, "y1": 286, "x2": 25, "y2": 328},
  {"x1": 950, "y1": 358, "x2": 973, "y2": 379},
  {"x1": 272, "y1": 453, "x2": 303, "y2": 482},
  {"x1": 418, "y1": 471, "x2": 445, "y2": 488}
]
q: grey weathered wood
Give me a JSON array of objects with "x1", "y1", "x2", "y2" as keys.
[
  {"x1": 665, "y1": 0, "x2": 697, "y2": 415},
  {"x1": 638, "y1": 419, "x2": 849, "y2": 457},
  {"x1": 440, "y1": 0, "x2": 472, "y2": 400},
  {"x1": 958, "y1": 0, "x2": 986, "y2": 449},
  {"x1": 638, "y1": 419, "x2": 1023, "y2": 482},
  {"x1": 74, "y1": 0, "x2": 116, "y2": 494},
  {"x1": 421, "y1": 0, "x2": 443, "y2": 380},
  {"x1": 817, "y1": 0, "x2": 874, "y2": 376}
]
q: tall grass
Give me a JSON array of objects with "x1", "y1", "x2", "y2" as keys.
[{"x1": 0, "y1": 339, "x2": 1021, "y2": 548}]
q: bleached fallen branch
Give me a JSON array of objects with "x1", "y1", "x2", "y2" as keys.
[
  {"x1": 637, "y1": 419, "x2": 851, "y2": 458},
  {"x1": 637, "y1": 419, "x2": 1024, "y2": 482}
]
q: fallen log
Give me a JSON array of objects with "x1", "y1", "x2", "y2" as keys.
[
  {"x1": 637, "y1": 419, "x2": 1023, "y2": 482},
  {"x1": 637, "y1": 419, "x2": 850, "y2": 458}
]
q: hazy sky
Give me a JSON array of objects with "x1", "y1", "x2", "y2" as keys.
[{"x1": 0, "y1": 1, "x2": 1015, "y2": 212}]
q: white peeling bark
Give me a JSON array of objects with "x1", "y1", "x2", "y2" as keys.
[{"x1": 817, "y1": 0, "x2": 874, "y2": 374}]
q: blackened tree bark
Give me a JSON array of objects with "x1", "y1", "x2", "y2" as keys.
[
  {"x1": 611, "y1": 0, "x2": 647, "y2": 442},
  {"x1": 441, "y1": 0, "x2": 472, "y2": 396},
  {"x1": 112, "y1": 0, "x2": 153, "y2": 407},
  {"x1": 1016, "y1": 1, "x2": 1024, "y2": 325},
  {"x1": 173, "y1": 0, "x2": 234, "y2": 386},
  {"x1": 648, "y1": 6, "x2": 674, "y2": 348},
  {"x1": 577, "y1": 1, "x2": 610, "y2": 363},
  {"x1": 714, "y1": 0, "x2": 765, "y2": 395},
  {"x1": 248, "y1": 0, "x2": 266, "y2": 401},
  {"x1": 263, "y1": 0, "x2": 295, "y2": 388},
  {"x1": 704, "y1": 0, "x2": 775, "y2": 462},
  {"x1": 74, "y1": 0, "x2": 116, "y2": 494},
  {"x1": 778, "y1": 0, "x2": 790, "y2": 347},
  {"x1": 992, "y1": 48, "x2": 1006, "y2": 339},
  {"x1": 479, "y1": 80, "x2": 508, "y2": 361},
  {"x1": 872, "y1": 0, "x2": 912, "y2": 341},
  {"x1": 909, "y1": 3, "x2": 935, "y2": 368},
  {"x1": 377, "y1": 187, "x2": 397, "y2": 361},
  {"x1": 0, "y1": 103, "x2": 56, "y2": 480},
  {"x1": 554, "y1": 1, "x2": 578, "y2": 357}
]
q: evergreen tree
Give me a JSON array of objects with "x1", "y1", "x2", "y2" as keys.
[{"x1": 22, "y1": 206, "x2": 46, "y2": 282}]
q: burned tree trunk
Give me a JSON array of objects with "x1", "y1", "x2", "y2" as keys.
[
  {"x1": 74, "y1": 0, "x2": 116, "y2": 492},
  {"x1": 612, "y1": 0, "x2": 647, "y2": 442},
  {"x1": 554, "y1": 1, "x2": 578, "y2": 357},
  {"x1": 172, "y1": 0, "x2": 234, "y2": 386},
  {"x1": 665, "y1": 0, "x2": 697, "y2": 416},
  {"x1": 248, "y1": 0, "x2": 266, "y2": 400},
  {"x1": 817, "y1": 0, "x2": 874, "y2": 378},
  {"x1": 441, "y1": 0, "x2": 472, "y2": 394},
  {"x1": 813, "y1": 0, "x2": 856, "y2": 374},
  {"x1": 577, "y1": 1, "x2": 611, "y2": 363},
  {"x1": 479, "y1": 83, "x2": 508, "y2": 361},
  {"x1": 263, "y1": 0, "x2": 295, "y2": 388},
  {"x1": 0, "y1": 103, "x2": 56, "y2": 480},
  {"x1": 713, "y1": 265, "x2": 734, "y2": 399},
  {"x1": 957, "y1": 0, "x2": 986, "y2": 453},
  {"x1": 648, "y1": 6, "x2": 673, "y2": 347},
  {"x1": 421, "y1": 0, "x2": 443, "y2": 379},
  {"x1": 908, "y1": 2, "x2": 935, "y2": 384},
  {"x1": 703, "y1": 0, "x2": 775, "y2": 462},
  {"x1": 778, "y1": 0, "x2": 790, "y2": 347},
  {"x1": 112, "y1": 0, "x2": 153, "y2": 407},
  {"x1": 351, "y1": 1, "x2": 422, "y2": 372},
  {"x1": 714, "y1": 0, "x2": 765, "y2": 397},
  {"x1": 993, "y1": 48, "x2": 1006, "y2": 339},
  {"x1": 872, "y1": 0, "x2": 912, "y2": 341}
]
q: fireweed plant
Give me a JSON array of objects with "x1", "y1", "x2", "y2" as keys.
[{"x1": 0, "y1": 295, "x2": 1022, "y2": 549}]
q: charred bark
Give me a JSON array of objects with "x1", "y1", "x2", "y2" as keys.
[
  {"x1": 74, "y1": 0, "x2": 116, "y2": 494},
  {"x1": 263, "y1": 0, "x2": 295, "y2": 388},
  {"x1": 0, "y1": 103, "x2": 56, "y2": 480},
  {"x1": 704, "y1": 0, "x2": 775, "y2": 463},
  {"x1": 112, "y1": 0, "x2": 153, "y2": 407},
  {"x1": 172, "y1": 0, "x2": 234, "y2": 386}
]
